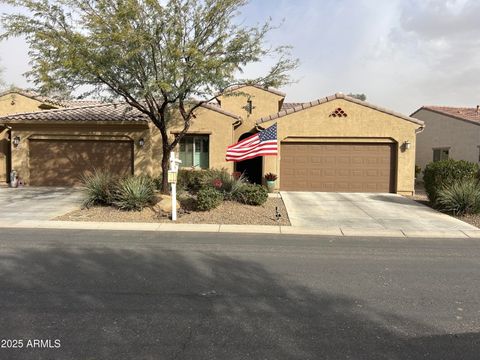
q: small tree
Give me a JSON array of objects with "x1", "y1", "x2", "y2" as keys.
[
  {"x1": 1, "y1": 0, "x2": 298, "y2": 192},
  {"x1": 347, "y1": 93, "x2": 367, "y2": 101}
]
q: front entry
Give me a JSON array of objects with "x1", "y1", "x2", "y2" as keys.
[
  {"x1": 0, "y1": 128, "x2": 10, "y2": 183},
  {"x1": 235, "y1": 132, "x2": 263, "y2": 184}
]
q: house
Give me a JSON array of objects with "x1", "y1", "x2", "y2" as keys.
[
  {"x1": 0, "y1": 88, "x2": 102, "y2": 183},
  {"x1": 0, "y1": 85, "x2": 423, "y2": 194},
  {"x1": 412, "y1": 105, "x2": 480, "y2": 174}
]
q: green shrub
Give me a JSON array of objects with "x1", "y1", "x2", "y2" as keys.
[
  {"x1": 81, "y1": 170, "x2": 116, "y2": 208},
  {"x1": 177, "y1": 169, "x2": 208, "y2": 192},
  {"x1": 235, "y1": 184, "x2": 268, "y2": 206},
  {"x1": 201, "y1": 168, "x2": 247, "y2": 200},
  {"x1": 112, "y1": 175, "x2": 156, "y2": 211},
  {"x1": 423, "y1": 159, "x2": 479, "y2": 204},
  {"x1": 196, "y1": 187, "x2": 224, "y2": 211},
  {"x1": 437, "y1": 179, "x2": 480, "y2": 215}
]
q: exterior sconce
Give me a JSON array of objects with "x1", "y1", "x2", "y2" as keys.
[
  {"x1": 403, "y1": 140, "x2": 411, "y2": 150},
  {"x1": 138, "y1": 138, "x2": 145, "y2": 147},
  {"x1": 12, "y1": 136, "x2": 20, "y2": 147}
]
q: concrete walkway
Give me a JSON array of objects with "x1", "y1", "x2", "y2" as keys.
[
  {"x1": 1, "y1": 219, "x2": 480, "y2": 238},
  {"x1": 281, "y1": 192, "x2": 477, "y2": 231},
  {"x1": 0, "y1": 187, "x2": 83, "y2": 221}
]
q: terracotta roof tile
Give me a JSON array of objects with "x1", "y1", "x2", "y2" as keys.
[
  {"x1": 414, "y1": 106, "x2": 480, "y2": 123},
  {"x1": 257, "y1": 93, "x2": 424, "y2": 126},
  {"x1": 0, "y1": 100, "x2": 242, "y2": 123},
  {"x1": 220, "y1": 84, "x2": 286, "y2": 98}
]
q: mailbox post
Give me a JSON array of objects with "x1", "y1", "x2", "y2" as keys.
[{"x1": 168, "y1": 152, "x2": 181, "y2": 221}]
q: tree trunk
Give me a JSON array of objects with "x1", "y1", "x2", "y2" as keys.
[{"x1": 160, "y1": 146, "x2": 171, "y2": 194}]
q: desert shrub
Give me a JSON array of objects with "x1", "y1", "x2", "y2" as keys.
[
  {"x1": 177, "y1": 169, "x2": 208, "y2": 192},
  {"x1": 436, "y1": 179, "x2": 480, "y2": 215},
  {"x1": 112, "y1": 175, "x2": 156, "y2": 211},
  {"x1": 201, "y1": 168, "x2": 247, "y2": 200},
  {"x1": 196, "y1": 187, "x2": 224, "y2": 211},
  {"x1": 81, "y1": 170, "x2": 116, "y2": 208},
  {"x1": 234, "y1": 184, "x2": 268, "y2": 206},
  {"x1": 423, "y1": 159, "x2": 479, "y2": 205}
]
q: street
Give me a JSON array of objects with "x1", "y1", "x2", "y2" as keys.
[{"x1": 0, "y1": 229, "x2": 479, "y2": 359}]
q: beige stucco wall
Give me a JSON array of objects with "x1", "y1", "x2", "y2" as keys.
[
  {"x1": 414, "y1": 109, "x2": 480, "y2": 175},
  {"x1": 0, "y1": 93, "x2": 55, "y2": 116},
  {"x1": 9, "y1": 123, "x2": 150, "y2": 184},
  {"x1": 261, "y1": 99, "x2": 421, "y2": 195},
  {"x1": 217, "y1": 86, "x2": 283, "y2": 140},
  {"x1": 6, "y1": 106, "x2": 236, "y2": 184}
]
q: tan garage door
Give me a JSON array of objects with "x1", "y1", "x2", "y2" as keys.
[
  {"x1": 29, "y1": 139, "x2": 134, "y2": 186},
  {"x1": 280, "y1": 142, "x2": 396, "y2": 192}
]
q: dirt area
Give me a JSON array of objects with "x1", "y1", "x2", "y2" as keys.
[
  {"x1": 408, "y1": 185, "x2": 479, "y2": 229},
  {"x1": 55, "y1": 197, "x2": 291, "y2": 226}
]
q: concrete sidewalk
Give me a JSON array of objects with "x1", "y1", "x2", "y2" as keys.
[{"x1": 1, "y1": 219, "x2": 480, "y2": 239}]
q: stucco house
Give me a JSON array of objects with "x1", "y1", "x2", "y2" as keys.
[
  {"x1": 412, "y1": 105, "x2": 480, "y2": 175},
  {"x1": 0, "y1": 85, "x2": 423, "y2": 194}
]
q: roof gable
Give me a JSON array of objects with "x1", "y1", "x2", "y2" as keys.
[{"x1": 257, "y1": 93, "x2": 424, "y2": 127}]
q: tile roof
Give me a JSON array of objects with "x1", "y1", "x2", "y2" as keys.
[
  {"x1": 0, "y1": 101, "x2": 242, "y2": 123},
  {"x1": 281, "y1": 102, "x2": 304, "y2": 110},
  {"x1": 0, "y1": 88, "x2": 102, "y2": 108},
  {"x1": 220, "y1": 84, "x2": 286, "y2": 98},
  {"x1": 0, "y1": 102, "x2": 148, "y2": 123},
  {"x1": 257, "y1": 93, "x2": 424, "y2": 126},
  {"x1": 413, "y1": 106, "x2": 480, "y2": 124}
]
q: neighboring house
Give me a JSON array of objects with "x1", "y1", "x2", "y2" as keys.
[
  {"x1": 0, "y1": 88, "x2": 101, "y2": 183},
  {"x1": 412, "y1": 105, "x2": 480, "y2": 175},
  {"x1": 0, "y1": 85, "x2": 424, "y2": 194}
]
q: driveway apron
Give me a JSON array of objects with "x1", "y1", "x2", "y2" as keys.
[
  {"x1": 281, "y1": 192, "x2": 477, "y2": 231},
  {"x1": 0, "y1": 187, "x2": 82, "y2": 221}
]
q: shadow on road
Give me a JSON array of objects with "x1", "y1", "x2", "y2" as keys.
[{"x1": 0, "y1": 245, "x2": 478, "y2": 359}]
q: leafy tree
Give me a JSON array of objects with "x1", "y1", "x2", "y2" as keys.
[
  {"x1": 347, "y1": 93, "x2": 367, "y2": 101},
  {"x1": 0, "y1": 0, "x2": 298, "y2": 192}
]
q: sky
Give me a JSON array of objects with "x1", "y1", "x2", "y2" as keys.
[{"x1": 0, "y1": 0, "x2": 479, "y2": 114}]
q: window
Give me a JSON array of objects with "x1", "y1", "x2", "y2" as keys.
[
  {"x1": 433, "y1": 148, "x2": 449, "y2": 162},
  {"x1": 179, "y1": 135, "x2": 209, "y2": 169}
]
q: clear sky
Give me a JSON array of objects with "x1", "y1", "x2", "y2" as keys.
[{"x1": 0, "y1": 0, "x2": 479, "y2": 114}]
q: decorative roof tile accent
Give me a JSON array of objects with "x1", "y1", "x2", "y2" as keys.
[
  {"x1": 412, "y1": 106, "x2": 480, "y2": 124},
  {"x1": 0, "y1": 101, "x2": 242, "y2": 123},
  {"x1": 256, "y1": 93, "x2": 424, "y2": 126}
]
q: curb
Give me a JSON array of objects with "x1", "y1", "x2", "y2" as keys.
[{"x1": 0, "y1": 220, "x2": 479, "y2": 239}]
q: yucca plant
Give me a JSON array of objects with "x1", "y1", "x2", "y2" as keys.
[
  {"x1": 112, "y1": 176, "x2": 156, "y2": 211},
  {"x1": 202, "y1": 168, "x2": 247, "y2": 200},
  {"x1": 81, "y1": 170, "x2": 115, "y2": 208},
  {"x1": 436, "y1": 179, "x2": 480, "y2": 215}
]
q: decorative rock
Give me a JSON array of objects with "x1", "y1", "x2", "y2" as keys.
[{"x1": 153, "y1": 195, "x2": 180, "y2": 214}]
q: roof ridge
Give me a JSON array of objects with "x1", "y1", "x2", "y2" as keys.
[
  {"x1": 256, "y1": 93, "x2": 424, "y2": 126},
  {"x1": 218, "y1": 84, "x2": 286, "y2": 98},
  {"x1": 0, "y1": 101, "x2": 123, "y2": 119}
]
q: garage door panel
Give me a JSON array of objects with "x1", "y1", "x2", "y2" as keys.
[
  {"x1": 280, "y1": 142, "x2": 395, "y2": 193},
  {"x1": 29, "y1": 139, "x2": 134, "y2": 186}
]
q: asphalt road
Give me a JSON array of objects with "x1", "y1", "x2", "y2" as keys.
[{"x1": 0, "y1": 229, "x2": 479, "y2": 360}]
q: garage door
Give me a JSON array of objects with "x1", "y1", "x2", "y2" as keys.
[
  {"x1": 29, "y1": 139, "x2": 133, "y2": 186},
  {"x1": 280, "y1": 142, "x2": 396, "y2": 192}
]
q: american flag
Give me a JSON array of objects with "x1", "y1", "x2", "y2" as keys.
[{"x1": 226, "y1": 123, "x2": 278, "y2": 162}]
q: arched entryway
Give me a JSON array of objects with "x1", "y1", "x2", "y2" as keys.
[{"x1": 235, "y1": 132, "x2": 263, "y2": 184}]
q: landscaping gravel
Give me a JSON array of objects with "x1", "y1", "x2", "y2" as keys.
[
  {"x1": 407, "y1": 188, "x2": 480, "y2": 229},
  {"x1": 55, "y1": 198, "x2": 291, "y2": 226}
]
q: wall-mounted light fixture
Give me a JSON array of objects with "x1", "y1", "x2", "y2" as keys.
[
  {"x1": 138, "y1": 138, "x2": 145, "y2": 147},
  {"x1": 403, "y1": 140, "x2": 411, "y2": 150},
  {"x1": 12, "y1": 136, "x2": 20, "y2": 147}
]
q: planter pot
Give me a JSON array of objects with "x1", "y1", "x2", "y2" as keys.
[{"x1": 266, "y1": 180, "x2": 276, "y2": 193}]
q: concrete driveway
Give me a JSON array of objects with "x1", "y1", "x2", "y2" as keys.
[
  {"x1": 0, "y1": 187, "x2": 82, "y2": 222},
  {"x1": 281, "y1": 192, "x2": 477, "y2": 231}
]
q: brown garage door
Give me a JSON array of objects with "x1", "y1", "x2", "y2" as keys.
[
  {"x1": 280, "y1": 142, "x2": 396, "y2": 192},
  {"x1": 29, "y1": 139, "x2": 134, "y2": 186}
]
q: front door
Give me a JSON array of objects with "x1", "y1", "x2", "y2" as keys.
[{"x1": 0, "y1": 128, "x2": 10, "y2": 183}]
